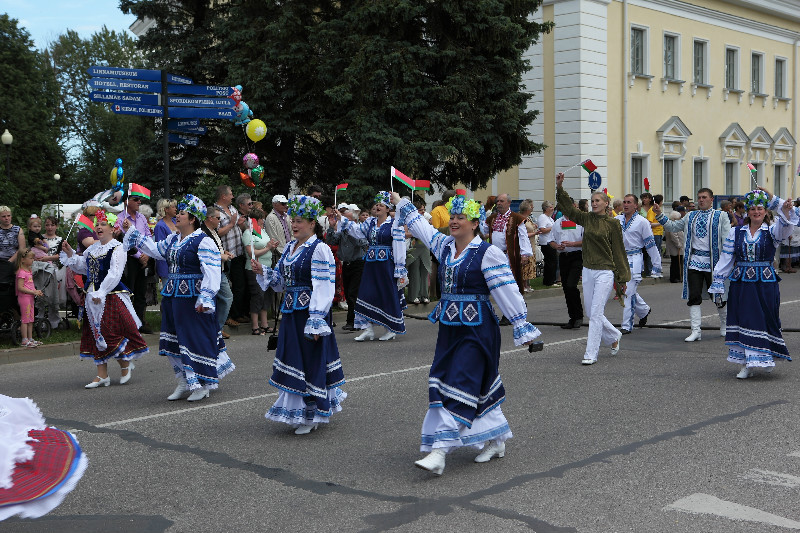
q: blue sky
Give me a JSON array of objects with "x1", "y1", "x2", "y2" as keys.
[{"x1": 2, "y1": 0, "x2": 137, "y2": 49}]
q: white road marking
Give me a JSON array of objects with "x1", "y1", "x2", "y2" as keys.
[
  {"x1": 789, "y1": 451, "x2": 800, "y2": 458},
  {"x1": 741, "y1": 469, "x2": 800, "y2": 488},
  {"x1": 665, "y1": 493, "x2": 800, "y2": 529}
]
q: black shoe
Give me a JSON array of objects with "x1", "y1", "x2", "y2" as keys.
[
  {"x1": 341, "y1": 324, "x2": 355, "y2": 333},
  {"x1": 560, "y1": 321, "x2": 574, "y2": 329},
  {"x1": 620, "y1": 329, "x2": 632, "y2": 335},
  {"x1": 498, "y1": 316, "x2": 511, "y2": 326},
  {"x1": 138, "y1": 325, "x2": 153, "y2": 335},
  {"x1": 638, "y1": 310, "x2": 651, "y2": 327},
  {"x1": 331, "y1": 322, "x2": 337, "y2": 328},
  {"x1": 570, "y1": 319, "x2": 583, "y2": 329}
]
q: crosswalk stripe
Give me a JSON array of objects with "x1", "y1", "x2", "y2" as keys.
[{"x1": 665, "y1": 493, "x2": 800, "y2": 529}]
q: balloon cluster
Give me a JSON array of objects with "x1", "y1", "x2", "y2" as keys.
[
  {"x1": 239, "y1": 153, "x2": 264, "y2": 189},
  {"x1": 109, "y1": 158, "x2": 124, "y2": 192},
  {"x1": 229, "y1": 84, "x2": 266, "y2": 142}
]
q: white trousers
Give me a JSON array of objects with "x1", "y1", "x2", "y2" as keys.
[
  {"x1": 622, "y1": 276, "x2": 650, "y2": 332},
  {"x1": 582, "y1": 267, "x2": 620, "y2": 361}
]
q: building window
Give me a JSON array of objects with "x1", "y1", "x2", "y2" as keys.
[
  {"x1": 775, "y1": 58, "x2": 786, "y2": 98},
  {"x1": 693, "y1": 40, "x2": 707, "y2": 84},
  {"x1": 751, "y1": 53, "x2": 763, "y2": 93},
  {"x1": 664, "y1": 34, "x2": 677, "y2": 79},
  {"x1": 775, "y1": 165, "x2": 783, "y2": 198},
  {"x1": 725, "y1": 48, "x2": 738, "y2": 90},
  {"x1": 631, "y1": 27, "x2": 646, "y2": 75},
  {"x1": 631, "y1": 157, "x2": 644, "y2": 197},
  {"x1": 663, "y1": 159, "x2": 675, "y2": 202},
  {"x1": 693, "y1": 160, "x2": 704, "y2": 192},
  {"x1": 725, "y1": 162, "x2": 736, "y2": 195}
]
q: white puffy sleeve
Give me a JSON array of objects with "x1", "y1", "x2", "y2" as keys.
[
  {"x1": 197, "y1": 235, "x2": 221, "y2": 312},
  {"x1": 482, "y1": 245, "x2": 542, "y2": 346},
  {"x1": 768, "y1": 196, "x2": 800, "y2": 243},
  {"x1": 394, "y1": 199, "x2": 450, "y2": 262},
  {"x1": 305, "y1": 242, "x2": 336, "y2": 337},
  {"x1": 642, "y1": 222, "x2": 663, "y2": 276},
  {"x1": 255, "y1": 246, "x2": 288, "y2": 293},
  {"x1": 338, "y1": 217, "x2": 370, "y2": 239},
  {"x1": 391, "y1": 216, "x2": 407, "y2": 279},
  {"x1": 59, "y1": 250, "x2": 87, "y2": 275},
  {"x1": 709, "y1": 227, "x2": 737, "y2": 293},
  {"x1": 123, "y1": 227, "x2": 171, "y2": 261},
  {"x1": 517, "y1": 221, "x2": 533, "y2": 256},
  {"x1": 89, "y1": 244, "x2": 126, "y2": 300}
]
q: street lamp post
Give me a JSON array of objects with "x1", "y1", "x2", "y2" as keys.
[
  {"x1": 53, "y1": 173, "x2": 61, "y2": 220},
  {"x1": 1, "y1": 129, "x2": 12, "y2": 183}
]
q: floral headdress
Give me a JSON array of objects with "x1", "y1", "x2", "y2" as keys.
[
  {"x1": 287, "y1": 195, "x2": 323, "y2": 221},
  {"x1": 177, "y1": 194, "x2": 207, "y2": 221},
  {"x1": 446, "y1": 196, "x2": 486, "y2": 224},
  {"x1": 94, "y1": 209, "x2": 108, "y2": 225},
  {"x1": 374, "y1": 191, "x2": 391, "y2": 208},
  {"x1": 744, "y1": 190, "x2": 769, "y2": 210}
]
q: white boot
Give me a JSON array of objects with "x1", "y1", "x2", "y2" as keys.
[
  {"x1": 354, "y1": 323, "x2": 375, "y2": 342},
  {"x1": 684, "y1": 306, "x2": 702, "y2": 342},
  {"x1": 167, "y1": 378, "x2": 189, "y2": 401},
  {"x1": 187, "y1": 386, "x2": 210, "y2": 402},
  {"x1": 414, "y1": 449, "x2": 446, "y2": 475},
  {"x1": 736, "y1": 365, "x2": 751, "y2": 379},
  {"x1": 378, "y1": 327, "x2": 396, "y2": 341},
  {"x1": 718, "y1": 306, "x2": 727, "y2": 337},
  {"x1": 475, "y1": 441, "x2": 506, "y2": 463}
]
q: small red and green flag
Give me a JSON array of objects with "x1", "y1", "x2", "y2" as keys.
[
  {"x1": 251, "y1": 218, "x2": 262, "y2": 239},
  {"x1": 581, "y1": 159, "x2": 597, "y2": 173},
  {"x1": 76, "y1": 214, "x2": 95, "y2": 233},
  {"x1": 747, "y1": 163, "x2": 757, "y2": 173},
  {"x1": 643, "y1": 177, "x2": 650, "y2": 192},
  {"x1": 455, "y1": 188, "x2": 467, "y2": 197},
  {"x1": 561, "y1": 220, "x2": 577, "y2": 230},
  {"x1": 129, "y1": 183, "x2": 151, "y2": 199},
  {"x1": 335, "y1": 183, "x2": 348, "y2": 191},
  {"x1": 391, "y1": 166, "x2": 430, "y2": 191}
]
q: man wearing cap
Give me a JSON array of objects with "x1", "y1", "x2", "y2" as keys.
[
  {"x1": 114, "y1": 185, "x2": 153, "y2": 334},
  {"x1": 265, "y1": 194, "x2": 290, "y2": 317}
]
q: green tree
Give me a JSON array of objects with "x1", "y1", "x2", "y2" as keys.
[{"x1": 0, "y1": 14, "x2": 66, "y2": 214}]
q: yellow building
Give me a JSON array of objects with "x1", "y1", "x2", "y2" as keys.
[{"x1": 482, "y1": 0, "x2": 800, "y2": 208}]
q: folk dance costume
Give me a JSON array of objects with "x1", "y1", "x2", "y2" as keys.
[
  {"x1": 124, "y1": 195, "x2": 234, "y2": 400},
  {"x1": 556, "y1": 186, "x2": 630, "y2": 365},
  {"x1": 59, "y1": 211, "x2": 148, "y2": 377},
  {"x1": 615, "y1": 211, "x2": 662, "y2": 333},
  {"x1": 0, "y1": 395, "x2": 88, "y2": 521},
  {"x1": 658, "y1": 204, "x2": 731, "y2": 340},
  {"x1": 255, "y1": 196, "x2": 346, "y2": 434},
  {"x1": 337, "y1": 191, "x2": 407, "y2": 340},
  {"x1": 395, "y1": 197, "x2": 541, "y2": 475},
  {"x1": 710, "y1": 191, "x2": 798, "y2": 378}
]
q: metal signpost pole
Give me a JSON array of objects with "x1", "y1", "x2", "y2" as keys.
[{"x1": 162, "y1": 70, "x2": 170, "y2": 198}]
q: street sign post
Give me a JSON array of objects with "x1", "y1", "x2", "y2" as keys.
[
  {"x1": 90, "y1": 91, "x2": 160, "y2": 105},
  {"x1": 168, "y1": 107, "x2": 236, "y2": 120},
  {"x1": 166, "y1": 73, "x2": 193, "y2": 85},
  {"x1": 167, "y1": 119, "x2": 200, "y2": 129},
  {"x1": 588, "y1": 171, "x2": 602, "y2": 190},
  {"x1": 87, "y1": 66, "x2": 161, "y2": 81},
  {"x1": 168, "y1": 133, "x2": 200, "y2": 146},
  {"x1": 169, "y1": 125, "x2": 207, "y2": 135},
  {"x1": 166, "y1": 84, "x2": 235, "y2": 97},
  {"x1": 111, "y1": 104, "x2": 164, "y2": 117},
  {"x1": 89, "y1": 78, "x2": 162, "y2": 92},
  {"x1": 167, "y1": 96, "x2": 233, "y2": 108}
]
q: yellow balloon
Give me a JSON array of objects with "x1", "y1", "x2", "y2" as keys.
[
  {"x1": 110, "y1": 166, "x2": 118, "y2": 187},
  {"x1": 246, "y1": 119, "x2": 267, "y2": 142}
]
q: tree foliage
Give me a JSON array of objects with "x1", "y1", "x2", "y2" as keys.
[{"x1": 120, "y1": 0, "x2": 552, "y2": 202}]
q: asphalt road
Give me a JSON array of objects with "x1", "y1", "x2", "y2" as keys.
[{"x1": 2, "y1": 275, "x2": 800, "y2": 533}]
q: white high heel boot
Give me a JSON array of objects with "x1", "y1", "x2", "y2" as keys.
[
  {"x1": 718, "y1": 306, "x2": 727, "y2": 337},
  {"x1": 414, "y1": 449, "x2": 446, "y2": 475},
  {"x1": 378, "y1": 327, "x2": 396, "y2": 341},
  {"x1": 475, "y1": 441, "x2": 506, "y2": 463},
  {"x1": 684, "y1": 306, "x2": 702, "y2": 342},
  {"x1": 167, "y1": 378, "x2": 189, "y2": 400},
  {"x1": 354, "y1": 323, "x2": 375, "y2": 342},
  {"x1": 187, "y1": 386, "x2": 210, "y2": 402}
]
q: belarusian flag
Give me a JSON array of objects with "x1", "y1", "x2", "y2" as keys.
[
  {"x1": 391, "y1": 166, "x2": 430, "y2": 191},
  {"x1": 251, "y1": 218, "x2": 262, "y2": 239},
  {"x1": 455, "y1": 188, "x2": 467, "y2": 196},
  {"x1": 129, "y1": 183, "x2": 151, "y2": 199},
  {"x1": 581, "y1": 159, "x2": 597, "y2": 173},
  {"x1": 76, "y1": 214, "x2": 95, "y2": 233},
  {"x1": 336, "y1": 183, "x2": 348, "y2": 191},
  {"x1": 561, "y1": 220, "x2": 577, "y2": 229},
  {"x1": 747, "y1": 163, "x2": 757, "y2": 173}
]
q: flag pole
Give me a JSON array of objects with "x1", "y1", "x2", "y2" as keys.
[
  {"x1": 65, "y1": 214, "x2": 80, "y2": 242},
  {"x1": 249, "y1": 217, "x2": 256, "y2": 261},
  {"x1": 390, "y1": 166, "x2": 394, "y2": 193}
]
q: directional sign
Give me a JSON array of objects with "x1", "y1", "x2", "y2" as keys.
[
  {"x1": 167, "y1": 96, "x2": 233, "y2": 108},
  {"x1": 169, "y1": 133, "x2": 200, "y2": 146},
  {"x1": 87, "y1": 66, "x2": 161, "y2": 81},
  {"x1": 167, "y1": 73, "x2": 193, "y2": 85},
  {"x1": 168, "y1": 107, "x2": 236, "y2": 120},
  {"x1": 167, "y1": 84, "x2": 234, "y2": 97},
  {"x1": 90, "y1": 78, "x2": 162, "y2": 93},
  {"x1": 111, "y1": 104, "x2": 164, "y2": 117},
  {"x1": 588, "y1": 171, "x2": 602, "y2": 190},
  {"x1": 167, "y1": 118, "x2": 199, "y2": 129},
  {"x1": 169, "y1": 125, "x2": 207, "y2": 135},
  {"x1": 90, "y1": 91, "x2": 160, "y2": 106}
]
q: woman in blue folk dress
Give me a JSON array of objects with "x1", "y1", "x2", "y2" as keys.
[
  {"x1": 333, "y1": 191, "x2": 407, "y2": 341},
  {"x1": 710, "y1": 190, "x2": 797, "y2": 379},
  {"x1": 390, "y1": 192, "x2": 541, "y2": 476},
  {"x1": 253, "y1": 195, "x2": 346, "y2": 435},
  {"x1": 123, "y1": 195, "x2": 234, "y2": 402}
]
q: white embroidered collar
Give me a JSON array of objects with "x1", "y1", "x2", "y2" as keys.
[
  {"x1": 88, "y1": 239, "x2": 120, "y2": 256},
  {"x1": 287, "y1": 234, "x2": 318, "y2": 257}
]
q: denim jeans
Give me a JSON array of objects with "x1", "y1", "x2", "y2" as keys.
[{"x1": 216, "y1": 274, "x2": 233, "y2": 330}]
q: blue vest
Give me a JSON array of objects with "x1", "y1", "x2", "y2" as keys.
[
  {"x1": 86, "y1": 243, "x2": 128, "y2": 293},
  {"x1": 278, "y1": 239, "x2": 321, "y2": 314},
  {"x1": 363, "y1": 218, "x2": 394, "y2": 263},
  {"x1": 161, "y1": 233, "x2": 206, "y2": 298},
  {"x1": 428, "y1": 241, "x2": 494, "y2": 326},
  {"x1": 728, "y1": 226, "x2": 779, "y2": 283}
]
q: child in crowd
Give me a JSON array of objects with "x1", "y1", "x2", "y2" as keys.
[
  {"x1": 15, "y1": 248, "x2": 43, "y2": 348},
  {"x1": 27, "y1": 215, "x2": 49, "y2": 256}
]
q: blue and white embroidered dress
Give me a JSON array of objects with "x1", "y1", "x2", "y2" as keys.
[
  {"x1": 615, "y1": 212, "x2": 662, "y2": 331},
  {"x1": 124, "y1": 228, "x2": 234, "y2": 390},
  {"x1": 709, "y1": 201, "x2": 798, "y2": 369},
  {"x1": 255, "y1": 235, "x2": 346, "y2": 426},
  {"x1": 338, "y1": 216, "x2": 407, "y2": 333},
  {"x1": 395, "y1": 199, "x2": 541, "y2": 452}
]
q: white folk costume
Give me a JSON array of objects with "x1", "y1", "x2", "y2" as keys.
[
  {"x1": 711, "y1": 192, "x2": 798, "y2": 377},
  {"x1": 124, "y1": 195, "x2": 234, "y2": 398},
  {"x1": 255, "y1": 196, "x2": 346, "y2": 434},
  {"x1": 0, "y1": 395, "x2": 88, "y2": 521},
  {"x1": 658, "y1": 205, "x2": 731, "y2": 340},
  {"x1": 615, "y1": 212, "x2": 662, "y2": 333},
  {"x1": 395, "y1": 197, "x2": 541, "y2": 475}
]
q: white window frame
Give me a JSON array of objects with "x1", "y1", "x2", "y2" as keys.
[
  {"x1": 663, "y1": 157, "x2": 680, "y2": 203},
  {"x1": 663, "y1": 32, "x2": 681, "y2": 80},
  {"x1": 775, "y1": 57, "x2": 787, "y2": 98},
  {"x1": 751, "y1": 51, "x2": 765, "y2": 94},
  {"x1": 692, "y1": 39, "x2": 708, "y2": 85},
  {"x1": 774, "y1": 164, "x2": 786, "y2": 199},
  {"x1": 724, "y1": 162, "x2": 737, "y2": 196},
  {"x1": 725, "y1": 46, "x2": 739, "y2": 91},
  {"x1": 631, "y1": 25, "x2": 650, "y2": 76},
  {"x1": 631, "y1": 154, "x2": 650, "y2": 198},
  {"x1": 692, "y1": 158, "x2": 707, "y2": 192}
]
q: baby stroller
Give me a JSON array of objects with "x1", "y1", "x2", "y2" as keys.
[{"x1": 0, "y1": 281, "x2": 51, "y2": 346}]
